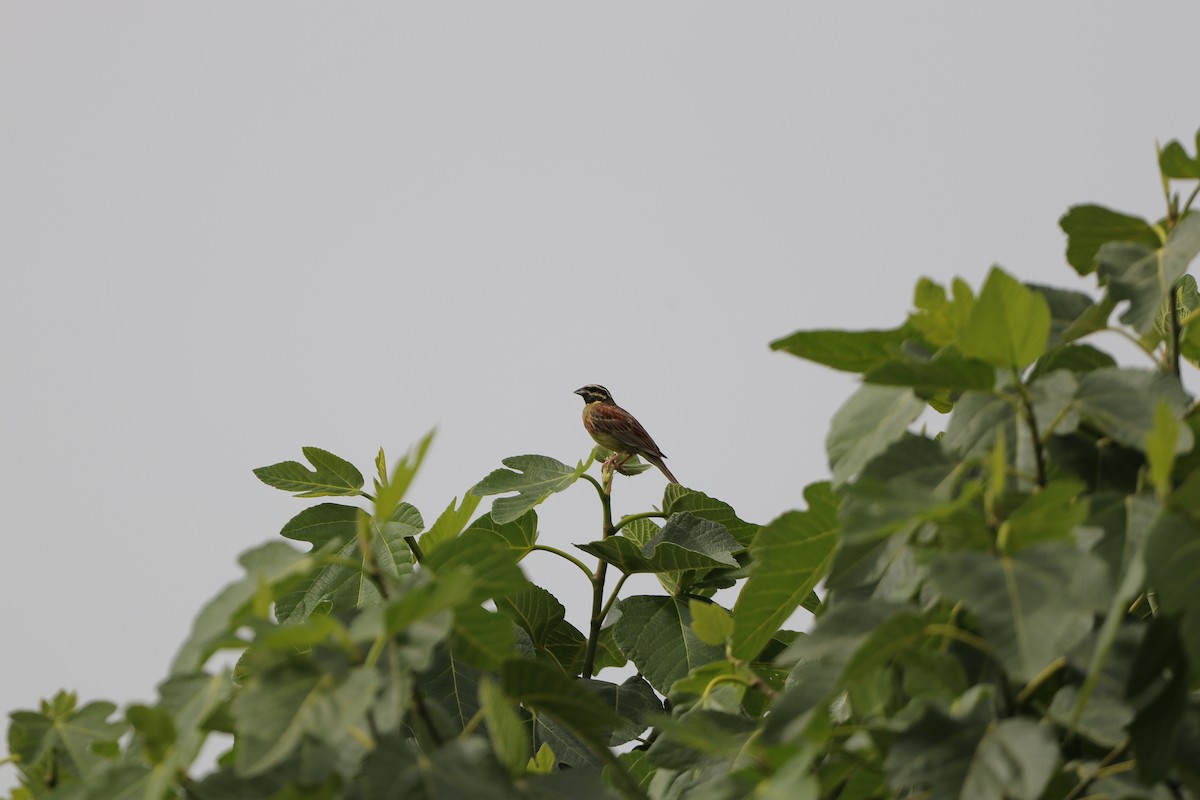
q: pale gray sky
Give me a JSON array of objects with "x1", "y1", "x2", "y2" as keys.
[{"x1": 3, "y1": 3, "x2": 1198, "y2": 789}]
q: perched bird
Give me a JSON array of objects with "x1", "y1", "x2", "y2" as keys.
[{"x1": 574, "y1": 384, "x2": 678, "y2": 483}]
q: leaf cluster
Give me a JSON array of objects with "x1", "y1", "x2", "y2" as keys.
[{"x1": 8, "y1": 130, "x2": 1200, "y2": 800}]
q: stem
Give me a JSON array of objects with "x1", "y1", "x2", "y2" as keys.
[
  {"x1": 1101, "y1": 327, "x2": 1160, "y2": 363},
  {"x1": 1170, "y1": 280, "x2": 1182, "y2": 378},
  {"x1": 404, "y1": 535, "x2": 426, "y2": 565},
  {"x1": 360, "y1": 491, "x2": 377, "y2": 502},
  {"x1": 1016, "y1": 656, "x2": 1066, "y2": 705},
  {"x1": 1063, "y1": 739, "x2": 1129, "y2": 800},
  {"x1": 531, "y1": 545, "x2": 594, "y2": 579},
  {"x1": 1012, "y1": 375, "x2": 1046, "y2": 487},
  {"x1": 924, "y1": 624, "x2": 993, "y2": 655},
  {"x1": 598, "y1": 573, "x2": 631, "y2": 624},
  {"x1": 581, "y1": 473, "x2": 617, "y2": 679},
  {"x1": 613, "y1": 510, "x2": 668, "y2": 533},
  {"x1": 1183, "y1": 182, "x2": 1200, "y2": 217}
]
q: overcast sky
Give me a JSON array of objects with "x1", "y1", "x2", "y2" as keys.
[{"x1": 3, "y1": 3, "x2": 1199, "y2": 789}]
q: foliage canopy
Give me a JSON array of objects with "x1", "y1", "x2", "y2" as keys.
[{"x1": 8, "y1": 131, "x2": 1200, "y2": 800}]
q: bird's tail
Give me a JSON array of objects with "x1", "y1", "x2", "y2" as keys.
[{"x1": 645, "y1": 454, "x2": 678, "y2": 484}]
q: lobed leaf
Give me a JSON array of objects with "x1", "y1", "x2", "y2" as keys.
[
  {"x1": 470, "y1": 455, "x2": 583, "y2": 524},
  {"x1": 253, "y1": 447, "x2": 365, "y2": 497},
  {"x1": 1059, "y1": 204, "x2": 1161, "y2": 276}
]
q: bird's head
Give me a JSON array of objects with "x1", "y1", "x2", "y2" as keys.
[{"x1": 574, "y1": 384, "x2": 614, "y2": 404}]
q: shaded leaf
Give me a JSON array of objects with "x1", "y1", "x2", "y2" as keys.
[
  {"x1": 450, "y1": 606, "x2": 517, "y2": 670},
  {"x1": 1075, "y1": 367, "x2": 1192, "y2": 453},
  {"x1": 1160, "y1": 129, "x2": 1200, "y2": 178},
  {"x1": 929, "y1": 544, "x2": 1109, "y2": 681},
  {"x1": 613, "y1": 596, "x2": 725, "y2": 694},
  {"x1": 577, "y1": 513, "x2": 740, "y2": 574},
  {"x1": 1059, "y1": 204, "x2": 1160, "y2": 276},
  {"x1": 501, "y1": 659, "x2": 622, "y2": 747},
  {"x1": 1098, "y1": 213, "x2": 1200, "y2": 334},
  {"x1": 826, "y1": 385, "x2": 925, "y2": 487},
  {"x1": 662, "y1": 485, "x2": 759, "y2": 547}
]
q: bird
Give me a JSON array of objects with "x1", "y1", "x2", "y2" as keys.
[{"x1": 574, "y1": 384, "x2": 678, "y2": 483}]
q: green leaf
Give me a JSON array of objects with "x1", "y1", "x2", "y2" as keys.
[
  {"x1": 451, "y1": 606, "x2": 517, "y2": 670},
  {"x1": 6, "y1": 692, "x2": 127, "y2": 785},
  {"x1": 1029, "y1": 283, "x2": 1102, "y2": 346},
  {"x1": 1059, "y1": 204, "x2": 1161, "y2": 276},
  {"x1": 958, "y1": 267, "x2": 1051, "y2": 371},
  {"x1": 863, "y1": 346, "x2": 995, "y2": 396},
  {"x1": 998, "y1": 480, "x2": 1088, "y2": 552},
  {"x1": 907, "y1": 277, "x2": 975, "y2": 347},
  {"x1": 253, "y1": 447, "x2": 365, "y2": 497},
  {"x1": 171, "y1": 542, "x2": 309, "y2": 674},
  {"x1": 577, "y1": 513, "x2": 740, "y2": 574},
  {"x1": 1029, "y1": 342, "x2": 1116, "y2": 379},
  {"x1": 886, "y1": 711, "x2": 1057, "y2": 800},
  {"x1": 826, "y1": 385, "x2": 925, "y2": 487},
  {"x1": 689, "y1": 599, "x2": 734, "y2": 645},
  {"x1": 578, "y1": 675, "x2": 663, "y2": 746},
  {"x1": 470, "y1": 455, "x2": 583, "y2": 524},
  {"x1": 500, "y1": 659, "x2": 623, "y2": 747},
  {"x1": 418, "y1": 493, "x2": 483, "y2": 555},
  {"x1": 732, "y1": 483, "x2": 838, "y2": 660},
  {"x1": 1098, "y1": 213, "x2": 1200, "y2": 334},
  {"x1": 422, "y1": 645, "x2": 484, "y2": 734},
  {"x1": 1075, "y1": 367, "x2": 1193, "y2": 452},
  {"x1": 463, "y1": 509, "x2": 539, "y2": 556},
  {"x1": 479, "y1": 678, "x2": 530, "y2": 778},
  {"x1": 769, "y1": 326, "x2": 913, "y2": 373},
  {"x1": 1159, "y1": 129, "x2": 1200, "y2": 178},
  {"x1": 423, "y1": 525, "x2": 527, "y2": 604},
  {"x1": 1144, "y1": 512, "x2": 1200, "y2": 674},
  {"x1": 1146, "y1": 399, "x2": 1181, "y2": 499},
  {"x1": 278, "y1": 503, "x2": 358, "y2": 549},
  {"x1": 613, "y1": 596, "x2": 725, "y2": 694},
  {"x1": 662, "y1": 485, "x2": 759, "y2": 547},
  {"x1": 929, "y1": 544, "x2": 1109, "y2": 681},
  {"x1": 126, "y1": 704, "x2": 176, "y2": 764},
  {"x1": 840, "y1": 435, "x2": 976, "y2": 545},
  {"x1": 494, "y1": 583, "x2": 591, "y2": 673},
  {"x1": 373, "y1": 428, "x2": 435, "y2": 523},
  {"x1": 232, "y1": 660, "x2": 380, "y2": 777}
]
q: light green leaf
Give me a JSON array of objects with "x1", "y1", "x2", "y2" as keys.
[
  {"x1": 419, "y1": 493, "x2": 483, "y2": 555},
  {"x1": 1058, "y1": 204, "x2": 1161, "y2": 276},
  {"x1": 470, "y1": 455, "x2": 583, "y2": 524},
  {"x1": 770, "y1": 326, "x2": 913, "y2": 373},
  {"x1": 253, "y1": 447, "x2": 365, "y2": 497},
  {"x1": 826, "y1": 384, "x2": 925, "y2": 487},
  {"x1": 731, "y1": 483, "x2": 838, "y2": 660},
  {"x1": 689, "y1": 599, "x2": 734, "y2": 645},
  {"x1": 463, "y1": 509, "x2": 539, "y2": 555},
  {"x1": 907, "y1": 276, "x2": 975, "y2": 347},
  {"x1": 373, "y1": 428, "x2": 435, "y2": 523},
  {"x1": 613, "y1": 596, "x2": 725, "y2": 694},
  {"x1": 1146, "y1": 399, "x2": 1181, "y2": 499},
  {"x1": 929, "y1": 544, "x2": 1109, "y2": 681},
  {"x1": 576, "y1": 513, "x2": 740, "y2": 574},
  {"x1": 958, "y1": 267, "x2": 1050, "y2": 371},
  {"x1": 479, "y1": 678, "x2": 530, "y2": 778}
]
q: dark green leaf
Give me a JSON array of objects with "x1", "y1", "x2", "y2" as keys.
[
  {"x1": 929, "y1": 544, "x2": 1109, "y2": 681},
  {"x1": 770, "y1": 326, "x2": 913, "y2": 373},
  {"x1": 732, "y1": 483, "x2": 838, "y2": 660},
  {"x1": 1075, "y1": 367, "x2": 1193, "y2": 452},
  {"x1": 662, "y1": 486, "x2": 759, "y2": 547},
  {"x1": 423, "y1": 526, "x2": 527, "y2": 604},
  {"x1": 577, "y1": 513, "x2": 740, "y2": 574},
  {"x1": 863, "y1": 346, "x2": 996, "y2": 395},
  {"x1": 1160, "y1": 129, "x2": 1200, "y2": 178},
  {"x1": 613, "y1": 596, "x2": 725, "y2": 694},
  {"x1": 1144, "y1": 512, "x2": 1200, "y2": 674},
  {"x1": 450, "y1": 606, "x2": 517, "y2": 670},
  {"x1": 6, "y1": 692, "x2": 127, "y2": 784},
  {"x1": 1000, "y1": 480, "x2": 1088, "y2": 551},
  {"x1": 1059, "y1": 204, "x2": 1160, "y2": 276},
  {"x1": 578, "y1": 675, "x2": 663, "y2": 746},
  {"x1": 253, "y1": 447, "x2": 365, "y2": 497},
  {"x1": 470, "y1": 455, "x2": 583, "y2": 524},
  {"x1": 501, "y1": 659, "x2": 623, "y2": 747},
  {"x1": 1098, "y1": 213, "x2": 1200, "y2": 334},
  {"x1": 278, "y1": 503, "x2": 358, "y2": 549}
]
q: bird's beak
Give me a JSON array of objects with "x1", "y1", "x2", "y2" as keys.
[{"x1": 573, "y1": 388, "x2": 586, "y2": 396}]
